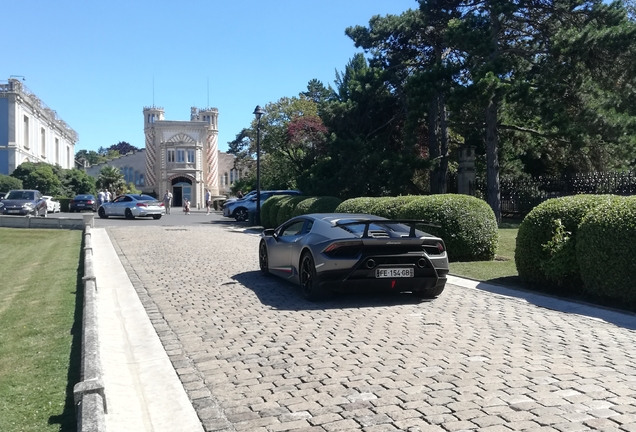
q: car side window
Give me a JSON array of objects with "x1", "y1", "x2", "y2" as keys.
[
  {"x1": 279, "y1": 220, "x2": 306, "y2": 238},
  {"x1": 114, "y1": 196, "x2": 126, "y2": 203},
  {"x1": 123, "y1": 196, "x2": 133, "y2": 202},
  {"x1": 303, "y1": 221, "x2": 313, "y2": 233}
]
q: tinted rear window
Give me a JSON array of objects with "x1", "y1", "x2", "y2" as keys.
[
  {"x1": 337, "y1": 220, "x2": 398, "y2": 233},
  {"x1": 130, "y1": 195, "x2": 156, "y2": 201}
]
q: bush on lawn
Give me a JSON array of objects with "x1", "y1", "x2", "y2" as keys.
[
  {"x1": 334, "y1": 197, "x2": 378, "y2": 214},
  {"x1": 368, "y1": 196, "x2": 420, "y2": 219},
  {"x1": 261, "y1": 195, "x2": 290, "y2": 228},
  {"x1": 397, "y1": 194, "x2": 498, "y2": 261},
  {"x1": 577, "y1": 196, "x2": 636, "y2": 305},
  {"x1": 515, "y1": 194, "x2": 620, "y2": 289},
  {"x1": 276, "y1": 196, "x2": 307, "y2": 226},
  {"x1": 292, "y1": 196, "x2": 342, "y2": 217}
]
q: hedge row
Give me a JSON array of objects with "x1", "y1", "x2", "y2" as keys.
[
  {"x1": 260, "y1": 196, "x2": 343, "y2": 229},
  {"x1": 334, "y1": 194, "x2": 499, "y2": 262},
  {"x1": 516, "y1": 195, "x2": 636, "y2": 305}
]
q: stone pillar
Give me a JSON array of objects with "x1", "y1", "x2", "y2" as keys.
[{"x1": 457, "y1": 145, "x2": 476, "y2": 195}]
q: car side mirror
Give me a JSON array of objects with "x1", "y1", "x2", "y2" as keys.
[
  {"x1": 250, "y1": 197, "x2": 257, "y2": 202},
  {"x1": 263, "y1": 228, "x2": 276, "y2": 237}
]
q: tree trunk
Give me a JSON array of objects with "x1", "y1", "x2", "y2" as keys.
[
  {"x1": 428, "y1": 94, "x2": 440, "y2": 194},
  {"x1": 485, "y1": 96, "x2": 501, "y2": 223},
  {"x1": 437, "y1": 94, "x2": 449, "y2": 194}
]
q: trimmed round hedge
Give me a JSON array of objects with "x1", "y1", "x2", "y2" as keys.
[
  {"x1": 515, "y1": 194, "x2": 620, "y2": 288},
  {"x1": 368, "y1": 196, "x2": 420, "y2": 219},
  {"x1": 292, "y1": 196, "x2": 342, "y2": 217},
  {"x1": 397, "y1": 194, "x2": 498, "y2": 261},
  {"x1": 276, "y1": 196, "x2": 307, "y2": 226},
  {"x1": 577, "y1": 196, "x2": 636, "y2": 304},
  {"x1": 261, "y1": 195, "x2": 292, "y2": 228},
  {"x1": 334, "y1": 197, "x2": 379, "y2": 214}
]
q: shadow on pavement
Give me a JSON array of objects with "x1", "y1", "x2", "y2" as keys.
[
  {"x1": 463, "y1": 276, "x2": 636, "y2": 331},
  {"x1": 231, "y1": 270, "x2": 436, "y2": 311}
]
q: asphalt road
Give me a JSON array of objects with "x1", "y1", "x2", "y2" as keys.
[
  {"x1": 103, "y1": 222, "x2": 636, "y2": 432},
  {"x1": 47, "y1": 209, "x2": 240, "y2": 228}
]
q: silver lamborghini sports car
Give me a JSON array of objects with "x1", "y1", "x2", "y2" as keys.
[{"x1": 259, "y1": 213, "x2": 449, "y2": 301}]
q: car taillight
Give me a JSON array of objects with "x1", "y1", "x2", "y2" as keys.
[
  {"x1": 159, "y1": 202, "x2": 164, "y2": 207},
  {"x1": 323, "y1": 241, "x2": 363, "y2": 258},
  {"x1": 87, "y1": 200, "x2": 94, "y2": 204},
  {"x1": 437, "y1": 242, "x2": 445, "y2": 253},
  {"x1": 136, "y1": 203, "x2": 148, "y2": 207}
]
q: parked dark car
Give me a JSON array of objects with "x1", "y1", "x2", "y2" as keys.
[
  {"x1": 70, "y1": 194, "x2": 97, "y2": 212},
  {"x1": 223, "y1": 190, "x2": 302, "y2": 221},
  {"x1": 259, "y1": 213, "x2": 449, "y2": 301},
  {"x1": 0, "y1": 189, "x2": 48, "y2": 217}
]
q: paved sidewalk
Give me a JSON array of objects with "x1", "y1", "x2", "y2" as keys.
[{"x1": 92, "y1": 228, "x2": 204, "y2": 432}]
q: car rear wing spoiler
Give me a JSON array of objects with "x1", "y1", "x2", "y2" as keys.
[{"x1": 333, "y1": 219, "x2": 441, "y2": 239}]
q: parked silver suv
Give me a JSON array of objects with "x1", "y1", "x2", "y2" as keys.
[{"x1": 223, "y1": 190, "x2": 302, "y2": 221}]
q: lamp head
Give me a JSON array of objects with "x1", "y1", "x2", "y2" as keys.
[{"x1": 253, "y1": 105, "x2": 265, "y2": 120}]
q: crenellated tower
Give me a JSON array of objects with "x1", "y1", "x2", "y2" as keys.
[
  {"x1": 198, "y1": 107, "x2": 219, "y2": 195},
  {"x1": 143, "y1": 106, "x2": 164, "y2": 189}
]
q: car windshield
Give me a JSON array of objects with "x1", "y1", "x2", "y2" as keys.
[
  {"x1": 6, "y1": 191, "x2": 35, "y2": 200},
  {"x1": 75, "y1": 195, "x2": 93, "y2": 200}
]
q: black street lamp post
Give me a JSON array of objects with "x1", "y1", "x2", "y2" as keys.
[{"x1": 253, "y1": 105, "x2": 265, "y2": 225}]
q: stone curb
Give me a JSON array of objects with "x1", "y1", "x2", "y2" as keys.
[
  {"x1": 73, "y1": 219, "x2": 107, "y2": 432},
  {"x1": 0, "y1": 214, "x2": 86, "y2": 229}
]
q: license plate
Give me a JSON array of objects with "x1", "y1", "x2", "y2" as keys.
[
  {"x1": 77, "y1": 204, "x2": 85, "y2": 207},
  {"x1": 376, "y1": 268, "x2": 414, "y2": 278},
  {"x1": 7, "y1": 210, "x2": 20, "y2": 214}
]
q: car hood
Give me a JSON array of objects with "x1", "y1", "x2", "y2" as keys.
[{"x1": 1, "y1": 199, "x2": 36, "y2": 206}]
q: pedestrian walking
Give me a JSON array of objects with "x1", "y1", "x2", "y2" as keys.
[
  {"x1": 183, "y1": 198, "x2": 191, "y2": 215},
  {"x1": 97, "y1": 190, "x2": 106, "y2": 206},
  {"x1": 106, "y1": 190, "x2": 112, "y2": 202},
  {"x1": 205, "y1": 189, "x2": 212, "y2": 215},
  {"x1": 163, "y1": 189, "x2": 173, "y2": 214}
]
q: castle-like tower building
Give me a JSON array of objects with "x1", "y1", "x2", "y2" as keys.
[{"x1": 143, "y1": 106, "x2": 219, "y2": 208}]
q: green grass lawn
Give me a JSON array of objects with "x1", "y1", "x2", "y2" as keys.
[
  {"x1": 449, "y1": 227, "x2": 520, "y2": 284},
  {"x1": 0, "y1": 228, "x2": 82, "y2": 432}
]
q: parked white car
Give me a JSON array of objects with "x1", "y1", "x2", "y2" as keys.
[{"x1": 42, "y1": 196, "x2": 61, "y2": 213}]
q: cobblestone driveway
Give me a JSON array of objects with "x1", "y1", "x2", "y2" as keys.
[{"x1": 108, "y1": 225, "x2": 636, "y2": 432}]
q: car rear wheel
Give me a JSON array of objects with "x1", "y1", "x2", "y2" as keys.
[
  {"x1": 152, "y1": 214, "x2": 162, "y2": 220},
  {"x1": 125, "y1": 208, "x2": 135, "y2": 219},
  {"x1": 235, "y1": 208, "x2": 248, "y2": 222},
  {"x1": 259, "y1": 240, "x2": 269, "y2": 275},
  {"x1": 300, "y1": 252, "x2": 327, "y2": 301},
  {"x1": 98, "y1": 207, "x2": 108, "y2": 219}
]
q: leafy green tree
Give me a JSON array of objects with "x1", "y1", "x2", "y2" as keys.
[
  {"x1": 313, "y1": 54, "x2": 424, "y2": 198},
  {"x1": 10, "y1": 162, "x2": 62, "y2": 195},
  {"x1": 347, "y1": 4, "x2": 463, "y2": 194},
  {"x1": 62, "y1": 169, "x2": 96, "y2": 197},
  {"x1": 96, "y1": 166, "x2": 126, "y2": 196},
  {"x1": 0, "y1": 174, "x2": 23, "y2": 192},
  {"x1": 108, "y1": 141, "x2": 140, "y2": 155}
]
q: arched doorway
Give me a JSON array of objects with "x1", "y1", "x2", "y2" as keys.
[{"x1": 171, "y1": 176, "x2": 193, "y2": 207}]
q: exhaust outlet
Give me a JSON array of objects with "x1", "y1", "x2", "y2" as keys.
[
  {"x1": 366, "y1": 259, "x2": 376, "y2": 269},
  {"x1": 417, "y1": 258, "x2": 427, "y2": 268}
]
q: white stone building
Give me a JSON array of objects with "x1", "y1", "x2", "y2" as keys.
[{"x1": 0, "y1": 78, "x2": 78, "y2": 175}]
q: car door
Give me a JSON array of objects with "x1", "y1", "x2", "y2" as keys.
[
  {"x1": 269, "y1": 219, "x2": 308, "y2": 280},
  {"x1": 111, "y1": 196, "x2": 130, "y2": 216}
]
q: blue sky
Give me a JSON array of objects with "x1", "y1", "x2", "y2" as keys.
[{"x1": 5, "y1": 0, "x2": 416, "y2": 154}]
